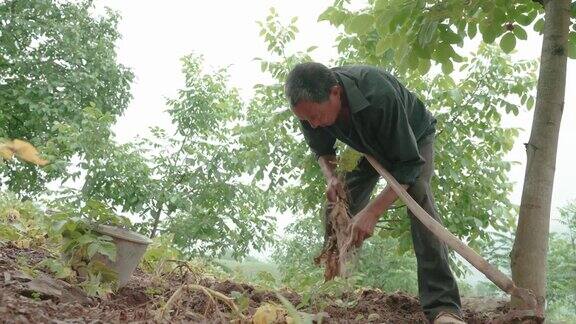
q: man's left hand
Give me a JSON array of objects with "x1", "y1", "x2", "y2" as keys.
[{"x1": 348, "y1": 209, "x2": 380, "y2": 248}]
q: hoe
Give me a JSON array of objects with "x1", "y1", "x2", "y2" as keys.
[{"x1": 365, "y1": 155, "x2": 544, "y2": 321}]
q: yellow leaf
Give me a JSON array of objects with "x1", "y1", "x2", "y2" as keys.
[
  {"x1": 17, "y1": 239, "x2": 31, "y2": 249},
  {"x1": 6, "y1": 208, "x2": 20, "y2": 222},
  {"x1": 11, "y1": 139, "x2": 49, "y2": 166},
  {"x1": 252, "y1": 303, "x2": 286, "y2": 324}
]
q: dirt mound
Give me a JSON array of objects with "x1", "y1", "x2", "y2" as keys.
[{"x1": 0, "y1": 243, "x2": 512, "y2": 323}]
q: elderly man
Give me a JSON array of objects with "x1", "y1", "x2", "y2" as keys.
[{"x1": 284, "y1": 62, "x2": 465, "y2": 324}]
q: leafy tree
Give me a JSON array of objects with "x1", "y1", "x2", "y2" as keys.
[
  {"x1": 32, "y1": 52, "x2": 276, "y2": 258},
  {"x1": 318, "y1": 0, "x2": 576, "y2": 308},
  {"x1": 72, "y1": 55, "x2": 276, "y2": 258},
  {"x1": 546, "y1": 201, "x2": 576, "y2": 321},
  {"x1": 147, "y1": 55, "x2": 276, "y2": 257},
  {"x1": 0, "y1": 0, "x2": 133, "y2": 194}
]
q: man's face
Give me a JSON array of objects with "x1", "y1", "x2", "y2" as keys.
[{"x1": 292, "y1": 86, "x2": 342, "y2": 128}]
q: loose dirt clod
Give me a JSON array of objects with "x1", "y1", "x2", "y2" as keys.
[{"x1": 314, "y1": 197, "x2": 358, "y2": 281}]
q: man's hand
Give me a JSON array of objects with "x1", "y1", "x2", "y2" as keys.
[
  {"x1": 326, "y1": 176, "x2": 345, "y2": 202},
  {"x1": 348, "y1": 209, "x2": 380, "y2": 248}
]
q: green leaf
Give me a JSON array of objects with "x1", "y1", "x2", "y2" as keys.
[
  {"x1": 346, "y1": 14, "x2": 374, "y2": 35},
  {"x1": 77, "y1": 234, "x2": 95, "y2": 245},
  {"x1": 97, "y1": 241, "x2": 117, "y2": 262},
  {"x1": 38, "y1": 259, "x2": 72, "y2": 279},
  {"x1": 527, "y1": 96, "x2": 535, "y2": 110},
  {"x1": 435, "y1": 43, "x2": 455, "y2": 63},
  {"x1": 374, "y1": 0, "x2": 389, "y2": 11},
  {"x1": 493, "y1": 7, "x2": 507, "y2": 25},
  {"x1": 448, "y1": 88, "x2": 463, "y2": 104},
  {"x1": 441, "y1": 61, "x2": 454, "y2": 74},
  {"x1": 89, "y1": 260, "x2": 118, "y2": 282},
  {"x1": 467, "y1": 23, "x2": 477, "y2": 39},
  {"x1": 568, "y1": 32, "x2": 576, "y2": 59},
  {"x1": 500, "y1": 32, "x2": 516, "y2": 53},
  {"x1": 406, "y1": 51, "x2": 419, "y2": 70},
  {"x1": 412, "y1": 42, "x2": 432, "y2": 59},
  {"x1": 440, "y1": 29, "x2": 462, "y2": 44},
  {"x1": 0, "y1": 226, "x2": 19, "y2": 241},
  {"x1": 52, "y1": 220, "x2": 68, "y2": 233},
  {"x1": 418, "y1": 20, "x2": 438, "y2": 47},
  {"x1": 479, "y1": 21, "x2": 500, "y2": 44},
  {"x1": 65, "y1": 221, "x2": 77, "y2": 233},
  {"x1": 375, "y1": 37, "x2": 388, "y2": 55},
  {"x1": 417, "y1": 58, "x2": 431, "y2": 74},
  {"x1": 473, "y1": 218, "x2": 483, "y2": 228},
  {"x1": 512, "y1": 25, "x2": 528, "y2": 40},
  {"x1": 318, "y1": 8, "x2": 346, "y2": 25},
  {"x1": 87, "y1": 242, "x2": 100, "y2": 258},
  {"x1": 533, "y1": 18, "x2": 545, "y2": 33},
  {"x1": 516, "y1": 13, "x2": 534, "y2": 26}
]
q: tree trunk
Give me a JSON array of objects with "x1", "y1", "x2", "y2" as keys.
[{"x1": 510, "y1": 0, "x2": 570, "y2": 310}]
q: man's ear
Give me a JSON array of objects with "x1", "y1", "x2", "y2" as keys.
[{"x1": 330, "y1": 85, "x2": 341, "y2": 99}]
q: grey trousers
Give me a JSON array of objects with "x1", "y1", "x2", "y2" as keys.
[{"x1": 331, "y1": 134, "x2": 462, "y2": 321}]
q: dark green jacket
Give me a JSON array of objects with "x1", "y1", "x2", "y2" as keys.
[{"x1": 300, "y1": 65, "x2": 436, "y2": 185}]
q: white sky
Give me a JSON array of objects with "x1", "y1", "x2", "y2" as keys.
[{"x1": 94, "y1": 0, "x2": 575, "y2": 236}]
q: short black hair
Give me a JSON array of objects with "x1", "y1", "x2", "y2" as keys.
[{"x1": 284, "y1": 62, "x2": 338, "y2": 108}]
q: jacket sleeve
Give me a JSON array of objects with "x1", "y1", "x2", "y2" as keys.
[{"x1": 299, "y1": 120, "x2": 337, "y2": 159}]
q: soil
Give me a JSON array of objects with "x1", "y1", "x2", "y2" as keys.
[{"x1": 0, "y1": 243, "x2": 529, "y2": 323}]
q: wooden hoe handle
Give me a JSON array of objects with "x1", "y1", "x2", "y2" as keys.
[{"x1": 365, "y1": 155, "x2": 542, "y2": 316}]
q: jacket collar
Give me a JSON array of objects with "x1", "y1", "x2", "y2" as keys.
[{"x1": 336, "y1": 72, "x2": 370, "y2": 113}]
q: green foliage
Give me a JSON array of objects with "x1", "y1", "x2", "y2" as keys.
[
  {"x1": 263, "y1": 10, "x2": 536, "y2": 286},
  {"x1": 147, "y1": 55, "x2": 275, "y2": 258},
  {"x1": 318, "y1": 0, "x2": 560, "y2": 73},
  {"x1": 40, "y1": 200, "x2": 123, "y2": 296},
  {"x1": 0, "y1": 191, "x2": 122, "y2": 296},
  {"x1": 354, "y1": 235, "x2": 418, "y2": 293},
  {"x1": 49, "y1": 55, "x2": 276, "y2": 259},
  {"x1": 244, "y1": 12, "x2": 325, "y2": 216},
  {"x1": 141, "y1": 234, "x2": 181, "y2": 276},
  {"x1": 271, "y1": 215, "x2": 324, "y2": 289},
  {"x1": 546, "y1": 233, "x2": 576, "y2": 320},
  {"x1": 272, "y1": 212, "x2": 417, "y2": 295},
  {"x1": 49, "y1": 104, "x2": 152, "y2": 216},
  {"x1": 0, "y1": 0, "x2": 133, "y2": 195},
  {"x1": 78, "y1": 271, "x2": 117, "y2": 297},
  {"x1": 299, "y1": 277, "x2": 358, "y2": 312},
  {"x1": 216, "y1": 256, "x2": 281, "y2": 290},
  {"x1": 0, "y1": 191, "x2": 48, "y2": 248},
  {"x1": 419, "y1": 45, "x2": 536, "y2": 245},
  {"x1": 479, "y1": 200, "x2": 576, "y2": 320},
  {"x1": 277, "y1": 293, "x2": 315, "y2": 323},
  {"x1": 37, "y1": 258, "x2": 73, "y2": 279},
  {"x1": 315, "y1": 0, "x2": 541, "y2": 252},
  {"x1": 546, "y1": 201, "x2": 576, "y2": 321}
]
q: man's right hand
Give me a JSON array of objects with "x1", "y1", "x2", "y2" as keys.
[{"x1": 326, "y1": 176, "x2": 345, "y2": 202}]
